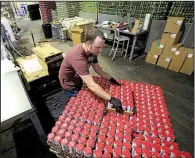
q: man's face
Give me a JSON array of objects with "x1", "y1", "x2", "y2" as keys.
[{"x1": 87, "y1": 36, "x2": 105, "y2": 56}]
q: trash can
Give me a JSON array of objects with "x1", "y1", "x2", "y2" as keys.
[
  {"x1": 42, "y1": 23, "x2": 52, "y2": 39},
  {"x1": 71, "y1": 28, "x2": 83, "y2": 46}
]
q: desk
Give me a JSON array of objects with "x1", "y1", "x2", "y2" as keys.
[
  {"x1": 1, "y1": 59, "x2": 47, "y2": 147},
  {"x1": 95, "y1": 25, "x2": 148, "y2": 61}
]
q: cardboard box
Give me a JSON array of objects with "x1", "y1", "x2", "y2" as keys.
[
  {"x1": 71, "y1": 28, "x2": 84, "y2": 46},
  {"x1": 132, "y1": 20, "x2": 140, "y2": 33},
  {"x1": 162, "y1": 43, "x2": 182, "y2": 58},
  {"x1": 168, "y1": 47, "x2": 190, "y2": 72},
  {"x1": 180, "y1": 49, "x2": 194, "y2": 75},
  {"x1": 160, "y1": 31, "x2": 182, "y2": 46},
  {"x1": 150, "y1": 39, "x2": 164, "y2": 55},
  {"x1": 164, "y1": 17, "x2": 185, "y2": 34},
  {"x1": 157, "y1": 55, "x2": 172, "y2": 69},
  {"x1": 145, "y1": 53, "x2": 159, "y2": 65}
]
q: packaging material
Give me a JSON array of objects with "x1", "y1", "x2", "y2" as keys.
[
  {"x1": 16, "y1": 54, "x2": 49, "y2": 83},
  {"x1": 71, "y1": 28, "x2": 83, "y2": 46},
  {"x1": 162, "y1": 43, "x2": 182, "y2": 58},
  {"x1": 180, "y1": 49, "x2": 194, "y2": 75},
  {"x1": 168, "y1": 47, "x2": 190, "y2": 72},
  {"x1": 145, "y1": 52, "x2": 159, "y2": 65},
  {"x1": 150, "y1": 39, "x2": 164, "y2": 55},
  {"x1": 132, "y1": 20, "x2": 140, "y2": 33},
  {"x1": 32, "y1": 43, "x2": 62, "y2": 62},
  {"x1": 164, "y1": 17, "x2": 185, "y2": 34},
  {"x1": 160, "y1": 31, "x2": 182, "y2": 46},
  {"x1": 157, "y1": 55, "x2": 172, "y2": 69},
  {"x1": 143, "y1": 14, "x2": 151, "y2": 31}
]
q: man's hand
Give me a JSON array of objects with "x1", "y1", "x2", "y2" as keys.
[
  {"x1": 109, "y1": 77, "x2": 120, "y2": 86},
  {"x1": 109, "y1": 97, "x2": 124, "y2": 113}
]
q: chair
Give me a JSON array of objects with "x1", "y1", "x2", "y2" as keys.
[{"x1": 109, "y1": 28, "x2": 130, "y2": 60}]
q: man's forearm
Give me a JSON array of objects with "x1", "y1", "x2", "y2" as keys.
[{"x1": 88, "y1": 83, "x2": 111, "y2": 100}]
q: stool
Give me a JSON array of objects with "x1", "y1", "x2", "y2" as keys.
[{"x1": 109, "y1": 28, "x2": 130, "y2": 60}]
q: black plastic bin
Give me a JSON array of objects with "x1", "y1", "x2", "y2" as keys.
[
  {"x1": 42, "y1": 23, "x2": 53, "y2": 39},
  {"x1": 27, "y1": 4, "x2": 39, "y2": 12},
  {"x1": 29, "y1": 9, "x2": 41, "y2": 21}
]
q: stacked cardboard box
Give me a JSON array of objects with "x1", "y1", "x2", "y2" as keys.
[{"x1": 146, "y1": 17, "x2": 194, "y2": 75}]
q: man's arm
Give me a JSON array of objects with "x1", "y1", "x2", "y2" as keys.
[
  {"x1": 92, "y1": 63, "x2": 120, "y2": 86},
  {"x1": 92, "y1": 63, "x2": 111, "y2": 80},
  {"x1": 80, "y1": 74, "x2": 111, "y2": 100}
]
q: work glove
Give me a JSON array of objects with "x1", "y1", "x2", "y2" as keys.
[
  {"x1": 109, "y1": 77, "x2": 120, "y2": 86},
  {"x1": 109, "y1": 97, "x2": 124, "y2": 113}
]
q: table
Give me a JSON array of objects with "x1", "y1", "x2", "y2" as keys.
[
  {"x1": 1, "y1": 59, "x2": 47, "y2": 147},
  {"x1": 95, "y1": 25, "x2": 148, "y2": 61}
]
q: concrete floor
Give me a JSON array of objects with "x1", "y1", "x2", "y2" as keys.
[{"x1": 1, "y1": 18, "x2": 194, "y2": 157}]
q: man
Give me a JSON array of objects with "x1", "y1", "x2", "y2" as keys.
[{"x1": 59, "y1": 28, "x2": 123, "y2": 113}]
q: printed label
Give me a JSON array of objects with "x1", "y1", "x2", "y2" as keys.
[
  {"x1": 176, "y1": 20, "x2": 182, "y2": 25},
  {"x1": 171, "y1": 34, "x2": 176, "y2": 38},
  {"x1": 165, "y1": 58, "x2": 171, "y2": 62},
  {"x1": 154, "y1": 55, "x2": 158, "y2": 59},
  {"x1": 187, "y1": 54, "x2": 193, "y2": 58},
  {"x1": 175, "y1": 51, "x2": 180, "y2": 55},
  {"x1": 159, "y1": 44, "x2": 164, "y2": 49},
  {"x1": 171, "y1": 48, "x2": 177, "y2": 52}
]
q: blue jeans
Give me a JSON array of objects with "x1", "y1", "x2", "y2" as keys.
[{"x1": 63, "y1": 88, "x2": 79, "y2": 101}]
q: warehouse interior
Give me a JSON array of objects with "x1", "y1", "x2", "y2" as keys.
[{"x1": 1, "y1": 1, "x2": 194, "y2": 158}]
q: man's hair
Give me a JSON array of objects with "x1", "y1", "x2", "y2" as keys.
[{"x1": 85, "y1": 28, "x2": 105, "y2": 43}]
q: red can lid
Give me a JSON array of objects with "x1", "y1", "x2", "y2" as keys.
[
  {"x1": 114, "y1": 140, "x2": 122, "y2": 147},
  {"x1": 84, "y1": 147, "x2": 92, "y2": 155},
  {"x1": 153, "y1": 138, "x2": 161, "y2": 144},
  {"x1": 54, "y1": 135, "x2": 62, "y2": 143},
  {"x1": 71, "y1": 119, "x2": 78, "y2": 125},
  {"x1": 169, "y1": 142, "x2": 178, "y2": 150},
  {"x1": 161, "y1": 153, "x2": 170, "y2": 158},
  {"x1": 86, "y1": 138, "x2": 94, "y2": 147},
  {"x1": 133, "y1": 138, "x2": 142, "y2": 146},
  {"x1": 65, "y1": 131, "x2": 72, "y2": 138},
  {"x1": 89, "y1": 132, "x2": 96, "y2": 139},
  {"x1": 93, "y1": 150, "x2": 102, "y2": 158},
  {"x1": 84, "y1": 123, "x2": 91, "y2": 129},
  {"x1": 113, "y1": 148, "x2": 121, "y2": 156},
  {"x1": 170, "y1": 149, "x2": 181, "y2": 157},
  {"x1": 106, "y1": 137, "x2": 114, "y2": 143},
  {"x1": 124, "y1": 135, "x2": 132, "y2": 142},
  {"x1": 104, "y1": 145, "x2": 112, "y2": 153},
  {"x1": 72, "y1": 134, "x2": 79, "y2": 141},
  {"x1": 102, "y1": 152, "x2": 111, "y2": 158},
  {"x1": 101, "y1": 121, "x2": 109, "y2": 127},
  {"x1": 58, "y1": 129, "x2": 65, "y2": 136},
  {"x1": 100, "y1": 128, "x2": 107, "y2": 135},
  {"x1": 161, "y1": 145, "x2": 170, "y2": 154},
  {"x1": 122, "y1": 150, "x2": 131, "y2": 157},
  {"x1": 79, "y1": 136, "x2": 86, "y2": 144},
  {"x1": 68, "y1": 125, "x2": 75, "y2": 131},
  {"x1": 145, "y1": 135, "x2": 153, "y2": 142},
  {"x1": 59, "y1": 115, "x2": 65, "y2": 121},
  {"x1": 123, "y1": 142, "x2": 131, "y2": 150},
  {"x1": 61, "y1": 138, "x2": 69, "y2": 145},
  {"x1": 82, "y1": 129, "x2": 90, "y2": 136},
  {"x1": 142, "y1": 140, "x2": 151, "y2": 149},
  {"x1": 107, "y1": 130, "x2": 115, "y2": 137},
  {"x1": 96, "y1": 142, "x2": 104, "y2": 150},
  {"x1": 68, "y1": 141, "x2": 76, "y2": 148},
  {"x1": 115, "y1": 132, "x2": 123, "y2": 139},
  {"x1": 61, "y1": 123, "x2": 68, "y2": 129},
  {"x1": 75, "y1": 144, "x2": 84, "y2": 152},
  {"x1": 152, "y1": 144, "x2": 161, "y2": 152},
  {"x1": 167, "y1": 133, "x2": 175, "y2": 141},
  {"x1": 52, "y1": 126, "x2": 59, "y2": 133},
  {"x1": 77, "y1": 121, "x2": 85, "y2": 127},
  {"x1": 134, "y1": 146, "x2": 142, "y2": 155},
  {"x1": 98, "y1": 135, "x2": 106, "y2": 141},
  {"x1": 47, "y1": 133, "x2": 55, "y2": 140},
  {"x1": 142, "y1": 150, "x2": 152, "y2": 158},
  {"x1": 180, "y1": 151, "x2": 192, "y2": 158},
  {"x1": 65, "y1": 117, "x2": 71, "y2": 123},
  {"x1": 75, "y1": 127, "x2": 82, "y2": 133}
]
